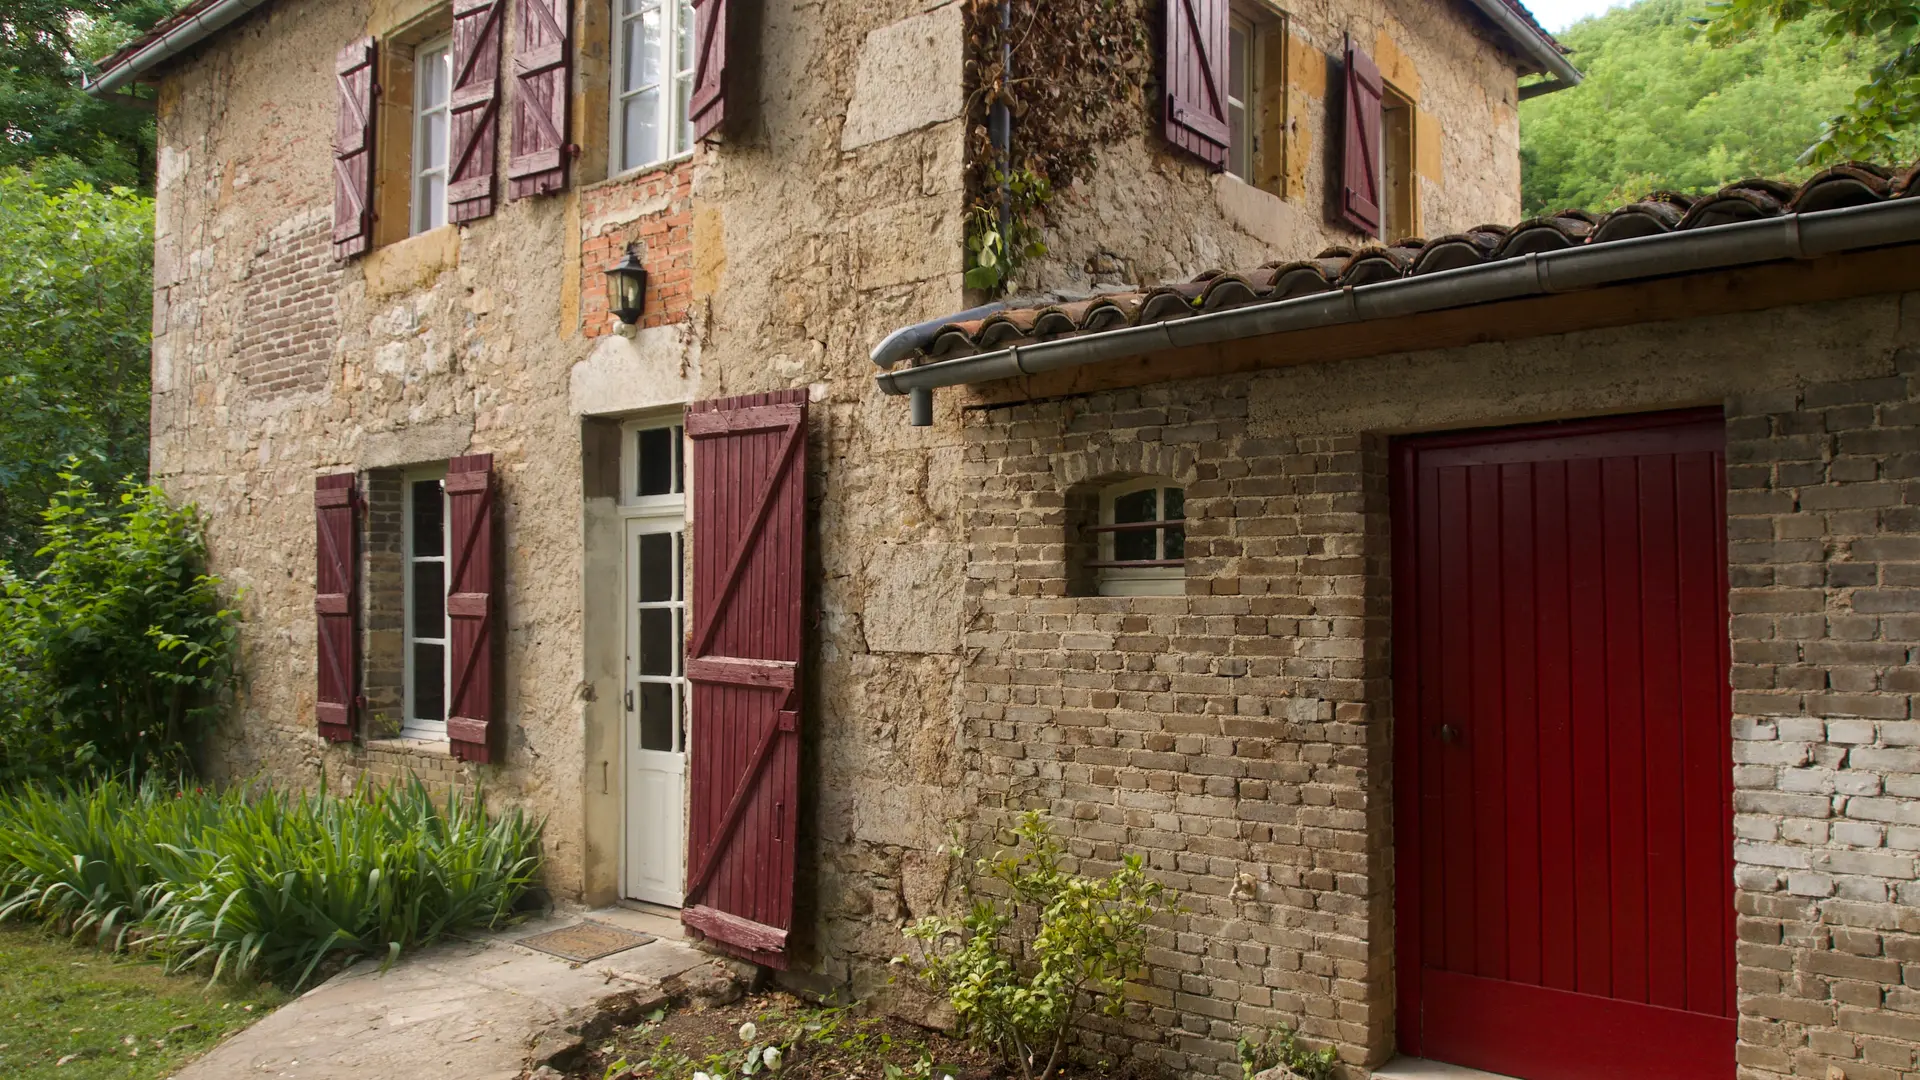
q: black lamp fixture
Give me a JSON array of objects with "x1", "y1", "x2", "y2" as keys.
[{"x1": 605, "y1": 244, "x2": 648, "y2": 325}]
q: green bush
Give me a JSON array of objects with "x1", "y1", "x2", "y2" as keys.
[
  {"x1": 1238, "y1": 1026, "x2": 1337, "y2": 1080},
  {"x1": 0, "y1": 776, "x2": 544, "y2": 988},
  {"x1": 0, "y1": 471, "x2": 239, "y2": 780},
  {"x1": 898, "y1": 811, "x2": 1172, "y2": 1080}
]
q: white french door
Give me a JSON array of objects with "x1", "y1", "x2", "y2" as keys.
[{"x1": 622, "y1": 511, "x2": 689, "y2": 905}]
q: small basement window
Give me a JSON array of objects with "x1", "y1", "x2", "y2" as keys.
[{"x1": 1088, "y1": 478, "x2": 1186, "y2": 596}]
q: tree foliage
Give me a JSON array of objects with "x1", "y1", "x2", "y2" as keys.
[
  {"x1": 1704, "y1": 0, "x2": 1920, "y2": 164},
  {"x1": 0, "y1": 169, "x2": 154, "y2": 570},
  {"x1": 0, "y1": 472, "x2": 239, "y2": 781},
  {"x1": 1, "y1": 0, "x2": 179, "y2": 189},
  {"x1": 1520, "y1": 0, "x2": 1920, "y2": 214}
]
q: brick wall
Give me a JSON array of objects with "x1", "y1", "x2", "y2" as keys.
[
  {"x1": 235, "y1": 210, "x2": 340, "y2": 394},
  {"x1": 960, "y1": 382, "x2": 1394, "y2": 1078},
  {"x1": 580, "y1": 160, "x2": 695, "y2": 338},
  {"x1": 1727, "y1": 349, "x2": 1920, "y2": 1080}
]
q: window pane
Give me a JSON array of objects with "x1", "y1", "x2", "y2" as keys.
[
  {"x1": 425, "y1": 110, "x2": 449, "y2": 171},
  {"x1": 622, "y1": 89, "x2": 661, "y2": 171},
  {"x1": 1114, "y1": 528, "x2": 1156, "y2": 563},
  {"x1": 637, "y1": 426, "x2": 674, "y2": 495},
  {"x1": 673, "y1": 425, "x2": 685, "y2": 493},
  {"x1": 639, "y1": 6, "x2": 664, "y2": 86},
  {"x1": 639, "y1": 682, "x2": 673, "y2": 751},
  {"x1": 422, "y1": 47, "x2": 450, "y2": 108},
  {"x1": 639, "y1": 607, "x2": 674, "y2": 675},
  {"x1": 412, "y1": 642, "x2": 446, "y2": 722},
  {"x1": 1227, "y1": 101, "x2": 1247, "y2": 179},
  {"x1": 411, "y1": 480, "x2": 444, "y2": 556},
  {"x1": 1112, "y1": 488, "x2": 1158, "y2": 524},
  {"x1": 422, "y1": 174, "x2": 447, "y2": 230},
  {"x1": 674, "y1": 74, "x2": 693, "y2": 157},
  {"x1": 1164, "y1": 525, "x2": 1186, "y2": 561},
  {"x1": 622, "y1": 11, "x2": 662, "y2": 93},
  {"x1": 412, "y1": 561, "x2": 445, "y2": 639},
  {"x1": 1163, "y1": 488, "x2": 1185, "y2": 521},
  {"x1": 676, "y1": 0, "x2": 694, "y2": 73},
  {"x1": 639, "y1": 531, "x2": 674, "y2": 602}
]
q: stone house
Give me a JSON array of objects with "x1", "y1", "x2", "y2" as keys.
[{"x1": 83, "y1": 0, "x2": 1595, "y2": 1073}]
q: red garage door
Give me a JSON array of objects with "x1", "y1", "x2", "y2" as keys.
[{"x1": 1391, "y1": 410, "x2": 1734, "y2": 1080}]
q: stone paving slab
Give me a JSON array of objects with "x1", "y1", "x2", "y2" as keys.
[{"x1": 172, "y1": 907, "x2": 706, "y2": 1080}]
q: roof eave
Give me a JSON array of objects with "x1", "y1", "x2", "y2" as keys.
[
  {"x1": 1459, "y1": 0, "x2": 1582, "y2": 89},
  {"x1": 84, "y1": 0, "x2": 272, "y2": 96},
  {"x1": 873, "y1": 198, "x2": 1920, "y2": 407}
]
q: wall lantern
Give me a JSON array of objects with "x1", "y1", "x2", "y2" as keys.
[{"x1": 605, "y1": 245, "x2": 648, "y2": 325}]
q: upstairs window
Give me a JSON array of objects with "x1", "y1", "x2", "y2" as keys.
[
  {"x1": 1089, "y1": 478, "x2": 1186, "y2": 597},
  {"x1": 1223, "y1": 4, "x2": 1286, "y2": 196},
  {"x1": 412, "y1": 35, "x2": 454, "y2": 234},
  {"x1": 612, "y1": 0, "x2": 696, "y2": 174}
]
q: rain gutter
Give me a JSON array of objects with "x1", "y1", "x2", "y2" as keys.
[
  {"x1": 873, "y1": 198, "x2": 1920, "y2": 423},
  {"x1": 83, "y1": 0, "x2": 271, "y2": 96},
  {"x1": 1460, "y1": 0, "x2": 1583, "y2": 90}
]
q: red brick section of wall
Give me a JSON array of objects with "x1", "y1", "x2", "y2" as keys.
[
  {"x1": 580, "y1": 160, "x2": 695, "y2": 338},
  {"x1": 958, "y1": 383, "x2": 1393, "y2": 1078},
  {"x1": 236, "y1": 214, "x2": 341, "y2": 394},
  {"x1": 1726, "y1": 350, "x2": 1920, "y2": 1080}
]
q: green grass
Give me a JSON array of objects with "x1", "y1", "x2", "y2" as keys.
[{"x1": 0, "y1": 924, "x2": 284, "y2": 1079}]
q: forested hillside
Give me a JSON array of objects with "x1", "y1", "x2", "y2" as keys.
[{"x1": 1519, "y1": 0, "x2": 1920, "y2": 215}]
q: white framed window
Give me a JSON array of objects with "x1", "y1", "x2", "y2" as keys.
[
  {"x1": 1091, "y1": 477, "x2": 1186, "y2": 597},
  {"x1": 412, "y1": 35, "x2": 453, "y2": 234},
  {"x1": 610, "y1": 0, "x2": 696, "y2": 175},
  {"x1": 621, "y1": 416, "x2": 686, "y2": 507},
  {"x1": 402, "y1": 466, "x2": 451, "y2": 738},
  {"x1": 1226, "y1": 15, "x2": 1253, "y2": 182}
]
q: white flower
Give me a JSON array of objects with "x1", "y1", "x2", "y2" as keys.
[
  {"x1": 693, "y1": 1073, "x2": 712, "y2": 1080},
  {"x1": 738, "y1": 1021, "x2": 757, "y2": 1045},
  {"x1": 762, "y1": 1046, "x2": 783, "y2": 1072}
]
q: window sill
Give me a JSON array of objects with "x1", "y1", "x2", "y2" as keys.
[
  {"x1": 588, "y1": 151, "x2": 697, "y2": 193},
  {"x1": 365, "y1": 734, "x2": 453, "y2": 756}
]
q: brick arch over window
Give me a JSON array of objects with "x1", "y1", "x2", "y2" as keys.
[{"x1": 1052, "y1": 443, "x2": 1199, "y2": 598}]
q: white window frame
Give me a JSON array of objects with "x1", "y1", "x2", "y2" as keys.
[
  {"x1": 1095, "y1": 477, "x2": 1186, "y2": 597},
  {"x1": 609, "y1": 0, "x2": 697, "y2": 177},
  {"x1": 1226, "y1": 14, "x2": 1254, "y2": 183},
  {"x1": 412, "y1": 35, "x2": 454, "y2": 235},
  {"x1": 401, "y1": 465, "x2": 451, "y2": 739}
]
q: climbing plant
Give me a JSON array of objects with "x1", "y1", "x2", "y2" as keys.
[{"x1": 962, "y1": 0, "x2": 1150, "y2": 294}]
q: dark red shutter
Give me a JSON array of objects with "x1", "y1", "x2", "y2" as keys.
[
  {"x1": 445, "y1": 454, "x2": 500, "y2": 763},
  {"x1": 448, "y1": 0, "x2": 503, "y2": 223},
  {"x1": 315, "y1": 473, "x2": 358, "y2": 743},
  {"x1": 682, "y1": 390, "x2": 808, "y2": 968},
  {"x1": 508, "y1": 0, "x2": 571, "y2": 199},
  {"x1": 1341, "y1": 37, "x2": 1384, "y2": 236},
  {"x1": 1162, "y1": 0, "x2": 1230, "y2": 169},
  {"x1": 332, "y1": 38, "x2": 377, "y2": 259},
  {"x1": 689, "y1": 0, "x2": 728, "y2": 141}
]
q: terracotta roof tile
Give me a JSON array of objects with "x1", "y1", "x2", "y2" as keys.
[{"x1": 900, "y1": 162, "x2": 1920, "y2": 361}]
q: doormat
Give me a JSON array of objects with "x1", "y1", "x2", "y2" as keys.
[{"x1": 517, "y1": 921, "x2": 656, "y2": 963}]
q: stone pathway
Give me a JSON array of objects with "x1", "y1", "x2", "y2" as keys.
[{"x1": 172, "y1": 906, "x2": 711, "y2": 1080}]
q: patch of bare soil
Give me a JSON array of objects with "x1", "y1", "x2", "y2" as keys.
[{"x1": 569, "y1": 989, "x2": 1164, "y2": 1080}]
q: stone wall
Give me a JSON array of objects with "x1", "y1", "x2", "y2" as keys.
[
  {"x1": 955, "y1": 291, "x2": 1920, "y2": 1077},
  {"x1": 1025, "y1": 0, "x2": 1527, "y2": 296}
]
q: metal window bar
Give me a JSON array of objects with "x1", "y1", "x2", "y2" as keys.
[{"x1": 1085, "y1": 517, "x2": 1186, "y2": 568}]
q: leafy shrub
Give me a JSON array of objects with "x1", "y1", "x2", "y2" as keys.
[
  {"x1": 1237, "y1": 1026, "x2": 1337, "y2": 1080},
  {"x1": 0, "y1": 471, "x2": 239, "y2": 780},
  {"x1": 897, "y1": 811, "x2": 1172, "y2": 1080},
  {"x1": 0, "y1": 775, "x2": 544, "y2": 988}
]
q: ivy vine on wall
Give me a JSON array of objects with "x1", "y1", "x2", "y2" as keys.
[{"x1": 962, "y1": 0, "x2": 1151, "y2": 294}]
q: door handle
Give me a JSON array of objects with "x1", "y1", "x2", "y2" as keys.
[
  {"x1": 625, "y1": 689, "x2": 634, "y2": 712},
  {"x1": 1439, "y1": 723, "x2": 1461, "y2": 745}
]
